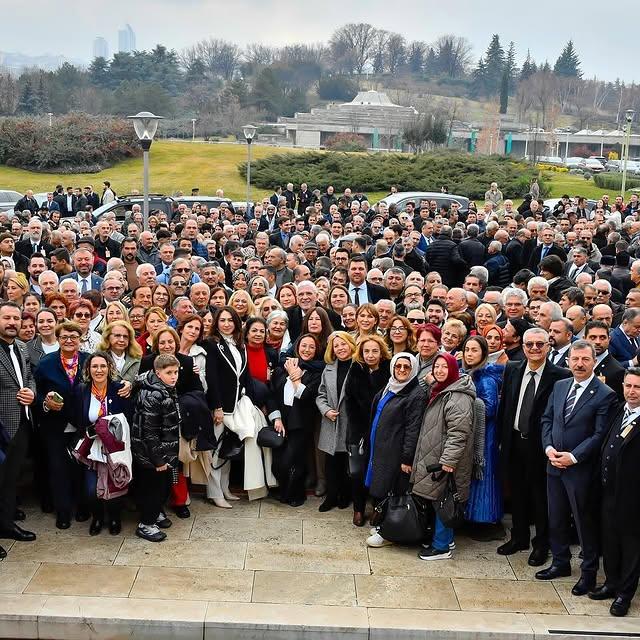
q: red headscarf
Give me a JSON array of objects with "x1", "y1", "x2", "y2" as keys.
[
  {"x1": 481, "y1": 324, "x2": 504, "y2": 349},
  {"x1": 429, "y1": 352, "x2": 460, "y2": 403}
]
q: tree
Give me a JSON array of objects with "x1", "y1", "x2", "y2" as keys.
[
  {"x1": 499, "y1": 69, "x2": 509, "y2": 114},
  {"x1": 528, "y1": 71, "x2": 557, "y2": 129},
  {"x1": 433, "y1": 35, "x2": 472, "y2": 78},
  {"x1": 317, "y1": 75, "x2": 358, "y2": 101},
  {"x1": 423, "y1": 47, "x2": 438, "y2": 77},
  {"x1": 520, "y1": 50, "x2": 536, "y2": 82},
  {"x1": 386, "y1": 33, "x2": 407, "y2": 73},
  {"x1": 505, "y1": 41, "x2": 518, "y2": 89},
  {"x1": 407, "y1": 41, "x2": 426, "y2": 74},
  {"x1": 329, "y1": 23, "x2": 378, "y2": 74},
  {"x1": 17, "y1": 80, "x2": 38, "y2": 114},
  {"x1": 403, "y1": 113, "x2": 447, "y2": 152},
  {"x1": 88, "y1": 57, "x2": 109, "y2": 87},
  {"x1": 482, "y1": 34, "x2": 505, "y2": 95},
  {"x1": 36, "y1": 74, "x2": 50, "y2": 113},
  {"x1": 554, "y1": 40, "x2": 582, "y2": 78},
  {"x1": 471, "y1": 57, "x2": 487, "y2": 97}
]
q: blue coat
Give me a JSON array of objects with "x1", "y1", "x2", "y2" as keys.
[
  {"x1": 609, "y1": 326, "x2": 636, "y2": 368},
  {"x1": 73, "y1": 380, "x2": 132, "y2": 436},
  {"x1": 541, "y1": 376, "x2": 616, "y2": 479}
]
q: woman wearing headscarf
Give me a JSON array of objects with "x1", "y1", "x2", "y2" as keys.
[
  {"x1": 415, "y1": 324, "x2": 441, "y2": 390},
  {"x1": 411, "y1": 352, "x2": 476, "y2": 560},
  {"x1": 460, "y1": 336, "x2": 504, "y2": 540},
  {"x1": 365, "y1": 353, "x2": 426, "y2": 547},
  {"x1": 481, "y1": 324, "x2": 509, "y2": 365}
]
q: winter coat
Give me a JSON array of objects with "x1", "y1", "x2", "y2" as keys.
[
  {"x1": 485, "y1": 253, "x2": 511, "y2": 288},
  {"x1": 424, "y1": 237, "x2": 466, "y2": 287},
  {"x1": 344, "y1": 361, "x2": 391, "y2": 446},
  {"x1": 458, "y1": 238, "x2": 486, "y2": 268},
  {"x1": 368, "y1": 378, "x2": 426, "y2": 499},
  {"x1": 272, "y1": 367, "x2": 322, "y2": 432},
  {"x1": 316, "y1": 360, "x2": 351, "y2": 455},
  {"x1": 411, "y1": 374, "x2": 476, "y2": 501},
  {"x1": 131, "y1": 370, "x2": 181, "y2": 469}
]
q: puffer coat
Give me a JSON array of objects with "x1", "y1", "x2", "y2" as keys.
[
  {"x1": 411, "y1": 374, "x2": 476, "y2": 502},
  {"x1": 131, "y1": 370, "x2": 181, "y2": 469}
]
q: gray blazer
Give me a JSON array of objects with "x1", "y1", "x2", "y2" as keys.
[
  {"x1": 316, "y1": 360, "x2": 350, "y2": 455},
  {"x1": 115, "y1": 353, "x2": 140, "y2": 384},
  {"x1": 0, "y1": 339, "x2": 36, "y2": 438},
  {"x1": 27, "y1": 336, "x2": 46, "y2": 371}
]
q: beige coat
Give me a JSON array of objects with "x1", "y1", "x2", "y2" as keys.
[{"x1": 411, "y1": 374, "x2": 476, "y2": 502}]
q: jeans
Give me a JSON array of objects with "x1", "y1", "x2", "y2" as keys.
[{"x1": 433, "y1": 513, "x2": 454, "y2": 551}]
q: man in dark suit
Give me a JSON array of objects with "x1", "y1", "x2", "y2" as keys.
[
  {"x1": 268, "y1": 216, "x2": 292, "y2": 250},
  {"x1": 74, "y1": 188, "x2": 88, "y2": 213},
  {"x1": 563, "y1": 247, "x2": 594, "y2": 282},
  {"x1": 529, "y1": 227, "x2": 567, "y2": 273},
  {"x1": 59, "y1": 246, "x2": 104, "y2": 293},
  {"x1": 15, "y1": 190, "x2": 39, "y2": 215},
  {"x1": 589, "y1": 368, "x2": 640, "y2": 616},
  {"x1": 609, "y1": 308, "x2": 640, "y2": 368},
  {"x1": 537, "y1": 340, "x2": 616, "y2": 596},
  {"x1": 0, "y1": 232, "x2": 29, "y2": 276},
  {"x1": 83, "y1": 186, "x2": 100, "y2": 211},
  {"x1": 548, "y1": 318, "x2": 573, "y2": 368},
  {"x1": 347, "y1": 255, "x2": 389, "y2": 306},
  {"x1": 585, "y1": 320, "x2": 625, "y2": 401},
  {"x1": 286, "y1": 280, "x2": 342, "y2": 341},
  {"x1": 15, "y1": 218, "x2": 54, "y2": 259},
  {"x1": 497, "y1": 327, "x2": 570, "y2": 565},
  {"x1": 62, "y1": 187, "x2": 77, "y2": 216},
  {"x1": 0, "y1": 301, "x2": 37, "y2": 559}
]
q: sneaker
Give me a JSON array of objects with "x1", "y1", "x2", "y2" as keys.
[
  {"x1": 369, "y1": 526, "x2": 379, "y2": 536},
  {"x1": 418, "y1": 546, "x2": 452, "y2": 561},
  {"x1": 136, "y1": 524, "x2": 166, "y2": 542},
  {"x1": 366, "y1": 532, "x2": 393, "y2": 548},
  {"x1": 156, "y1": 512, "x2": 173, "y2": 529},
  {"x1": 449, "y1": 541, "x2": 456, "y2": 551}
]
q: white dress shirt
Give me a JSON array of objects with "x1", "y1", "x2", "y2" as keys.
[
  {"x1": 348, "y1": 282, "x2": 369, "y2": 305},
  {"x1": 513, "y1": 362, "x2": 545, "y2": 430}
]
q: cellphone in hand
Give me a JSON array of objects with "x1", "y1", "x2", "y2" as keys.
[{"x1": 51, "y1": 392, "x2": 64, "y2": 404}]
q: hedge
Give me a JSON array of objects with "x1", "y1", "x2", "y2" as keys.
[
  {"x1": 0, "y1": 113, "x2": 141, "y2": 173},
  {"x1": 594, "y1": 173, "x2": 640, "y2": 191},
  {"x1": 239, "y1": 150, "x2": 548, "y2": 200}
]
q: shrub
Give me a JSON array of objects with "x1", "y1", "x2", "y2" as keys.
[
  {"x1": 317, "y1": 76, "x2": 359, "y2": 102},
  {"x1": 594, "y1": 173, "x2": 640, "y2": 191},
  {"x1": 0, "y1": 113, "x2": 140, "y2": 172},
  {"x1": 324, "y1": 133, "x2": 367, "y2": 152},
  {"x1": 239, "y1": 150, "x2": 548, "y2": 200}
]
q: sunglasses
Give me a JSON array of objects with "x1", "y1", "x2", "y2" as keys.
[
  {"x1": 73, "y1": 312, "x2": 91, "y2": 319},
  {"x1": 408, "y1": 318, "x2": 426, "y2": 324},
  {"x1": 394, "y1": 364, "x2": 412, "y2": 371},
  {"x1": 524, "y1": 341, "x2": 547, "y2": 349}
]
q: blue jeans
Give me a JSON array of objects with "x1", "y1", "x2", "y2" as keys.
[{"x1": 433, "y1": 513, "x2": 454, "y2": 551}]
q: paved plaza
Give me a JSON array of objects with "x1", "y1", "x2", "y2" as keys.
[{"x1": 0, "y1": 495, "x2": 638, "y2": 639}]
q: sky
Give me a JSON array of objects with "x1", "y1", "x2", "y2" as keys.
[{"x1": 0, "y1": 0, "x2": 635, "y2": 82}]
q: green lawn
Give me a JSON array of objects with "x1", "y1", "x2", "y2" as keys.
[{"x1": 0, "y1": 143, "x2": 615, "y2": 205}]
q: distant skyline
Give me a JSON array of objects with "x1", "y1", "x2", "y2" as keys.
[{"x1": 0, "y1": 0, "x2": 637, "y2": 82}]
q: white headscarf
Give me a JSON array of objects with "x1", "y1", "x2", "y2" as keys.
[{"x1": 382, "y1": 352, "x2": 419, "y2": 396}]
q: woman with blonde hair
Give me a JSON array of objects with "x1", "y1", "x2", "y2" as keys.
[
  {"x1": 102, "y1": 301, "x2": 129, "y2": 331},
  {"x1": 473, "y1": 303, "x2": 497, "y2": 336},
  {"x1": 5, "y1": 272, "x2": 28, "y2": 307},
  {"x1": 136, "y1": 306, "x2": 168, "y2": 356},
  {"x1": 386, "y1": 315, "x2": 417, "y2": 355},
  {"x1": 441, "y1": 318, "x2": 467, "y2": 358},
  {"x1": 354, "y1": 303, "x2": 380, "y2": 341},
  {"x1": 276, "y1": 283, "x2": 297, "y2": 310},
  {"x1": 256, "y1": 296, "x2": 282, "y2": 321},
  {"x1": 316, "y1": 331, "x2": 357, "y2": 512},
  {"x1": 229, "y1": 289, "x2": 256, "y2": 323},
  {"x1": 97, "y1": 320, "x2": 142, "y2": 386}
]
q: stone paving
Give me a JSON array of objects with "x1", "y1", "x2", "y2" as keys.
[{"x1": 0, "y1": 495, "x2": 638, "y2": 639}]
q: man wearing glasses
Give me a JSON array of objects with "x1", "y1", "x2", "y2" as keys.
[{"x1": 496, "y1": 328, "x2": 570, "y2": 567}]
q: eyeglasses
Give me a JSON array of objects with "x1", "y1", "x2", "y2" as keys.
[
  {"x1": 104, "y1": 286, "x2": 122, "y2": 291},
  {"x1": 405, "y1": 292, "x2": 422, "y2": 299},
  {"x1": 73, "y1": 312, "x2": 91, "y2": 319},
  {"x1": 174, "y1": 267, "x2": 190, "y2": 273},
  {"x1": 59, "y1": 335, "x2": 79, "y2": 342},
  {"x1": 394, "y1": 364, "x2": 411, "y2": 371},
  {"x1": 130, "y1": 315, "x2": 144, "y2": 321},
  {"x1": 171, "y1": 281, "x2": 187, "y2": 287},
  {"x1": 524, "y1": 341, "x2": 547, "y2": 349},
  {"x1": 390, "y1": 326, "x2": 407, "y2": 333}
]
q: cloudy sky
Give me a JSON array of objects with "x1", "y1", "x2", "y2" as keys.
[{"x1": 1, "y1": 0, "x2": 635, "y2": 81}]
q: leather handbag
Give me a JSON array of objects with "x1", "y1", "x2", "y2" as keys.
[
  {"x1": 257, "y1": 426, "x2": 285, "y2": 449},
  {"x1": 433, "y1": 472, "x2": 466, "y2": 529},
  {"x1": 218, "y1": 428, "x2": 244, "y2": 461},
  {"x1": 378, "y1": 492, "x2": 427, "y2": 545},
  {"x1": 347, "y1": 438, "x2": 366, "y2": 477}
]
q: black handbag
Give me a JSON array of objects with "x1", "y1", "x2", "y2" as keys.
[
  {"x1": 433, "y1": 472, "x2": 466, "y2": 529},
  {"x1": 347, "y1": 438, "x2": 366, "y2": 477},
  {"x1": 378, "y1": 492, "x2": 427, "y2": 545},
  {"x1": 218, "y1": 428, "x2": 244, "y2": 461},
  {"x1": 257, "y1": 426, "x2": 285, "y2": 449}
]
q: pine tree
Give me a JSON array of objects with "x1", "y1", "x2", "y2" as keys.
[
  {"x1": 407, "y1": 42, "x2": 425, "y2": 74},
  {"x1": 541, "y1": 60, "x2": 551, "y2": 74},
  {"x1": 483, "y1": 34, "x2": 505, "y2": 95},
  {"x1": 372, "y1": 49, "x2": 384, "y2": 74},
  {"x1": 36, "y1": 74, "x2": 50, "y2": 113},
  {"x1": 499, "y1": 69, "x2": 509, "y2": 114},
  {"x1": 17, "y1": 80, "x2": 38, "y2": 114},
  {"x1": 520, "y1": 49, "x2": 535, "y2": 81},
  {"x1": 505, "y1": 41, "x2": 518, "y2": 89},
  {"x1": 471, "y1": 57, "x2": 487, "y2": 97},
  {"x1": 554, "y1": 40, "x2": 582, "y2": 78},
  {"x1": 423, "y1": 47, "x2": 438, "y2": 77}
]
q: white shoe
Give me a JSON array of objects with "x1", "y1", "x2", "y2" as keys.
[
  {"x1": 209, "y1": 497, "x2": 233, "y2": 509},
  {"x1": 369, "y1": 526, "x2": 379, "y2": 536},
  {"x1": 366, "y1": 532, "x2": 393, "y2": 548},
  {"x1": 449, "y1": 541, "x2": 456, "y2": 550},
  {"x1": 223, "y1": 491, "x2": 240, "y2": 501}
]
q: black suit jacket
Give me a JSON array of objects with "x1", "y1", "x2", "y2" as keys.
[
  {"x1": 15, "y1": 240, "x2": 55, "y2": 259},
  {"x1": 86, "y1": 193, "x2": 100, "y2": 210},
  {"x1": 498, "y1": 360, "x2": 570, "y2": 472},
  {"x1": 286, "y1": 304, "x2": 343, "y2": 342},
  {"x1": 594, "y1": 354, "x2": 625, "y2": 401},
  {"x1": 364, "y1": 282, "x2": 390, "y2": 304},
  {"x1": 61, "y1": 194, "x2": 77, "y2": 215},
  {"x1": 529, "y1": 244, "x2": 567, "y2": 272},
  {"x1": 547, "y1": 276, "x2": 574, "y2": 303},
  {"x1": 269, "y1": 231, "x2": 289, "y2": 250}
]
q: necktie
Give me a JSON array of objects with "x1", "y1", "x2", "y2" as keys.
[
  {"x1": 569, "y1": 266, "x2": 576, "y2": 280},
  {"x1": 81, "y1": 278, "x2": 88, "y2": 294},
  {"x1": 32, "y1": 243, "x2": 37, "y2": 254},
  {"x1": 8, "y1": 343, "x2": 28, "y2": 421},
  {"x1": 550, "y1": 349, "x2": 559, "y2": 363},
  {"x1": 622, "y1": 406, "x2": 632, "y2": 428},
  {"x1": 517, "y1": 371, "x2": 537, "y2": 436},
  {"x1": 541, "y1": 245, "x2": 549, "y2": 259},
  {"x1": 564, "y1": 383, "x2": 581, "y2": 421},
  {"x1": 354, "y1": 287, "x2": 361, "y2": 306}
]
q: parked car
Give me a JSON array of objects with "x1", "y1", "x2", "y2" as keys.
[
  {"x1": 174, "y1": 195, "x2": 234, "y2": 212},
  {"x1": 376, "y1": 191, "x2": 470, "y2": 215},
  {"x1": 605, "y1": 160, "x2": 622, "y2": 172},
  {"x1": 93, "y1": 194, "x2": 176, "y2": 222},
  {"x1": 589, "y1": 156, "x2": 607, "y2": 165},
  {"x1": 0, "y1": 190, "x2": 24, "y2": 213},
  {"x1": 579, "y1": 158, "x2": 605, "y2": 173},
  {"x1": 564, "y1": 157, "x2": 584, "y2": 169}
]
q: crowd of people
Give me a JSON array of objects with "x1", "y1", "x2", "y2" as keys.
[{"x1": 0, "y1": 181, "x2": 638, "y2": 617}]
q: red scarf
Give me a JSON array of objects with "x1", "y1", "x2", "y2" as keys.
[
  {"x1": 247, "y1": 343, "x2": 269, "y2": 384},
  {"x1": 429, "y1": 352, "x2": 460, "y2": 403},
  {"x1": 61, "y1": 351, "x2": 79, "y2": 385}
]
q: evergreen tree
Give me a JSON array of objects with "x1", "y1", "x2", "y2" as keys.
[
  {"x1": 88, "y1": 57, "x2": 109, "y2": 87},
  {"x1": 505, "y1": 41, "x2": 518, "y2": 89},
  {"x1": 499, "y1": 69, "x2": 509, "y2": 114},
  {"x1": 554, "y1": 40, "x2": 582, "y2": 77},
  {"x1": 17, "y1": 80, "x2": 38, "y2": 114},
  {"x1": 483, "y1": 34, "x2": 505, "y2": 95},
  {"x1": 36, "y1": 74, "x2": 50, "y2": 113},
  {"x1": 372, "y1": 49, "x2": 384, "y2": 74},
  {"x1": 423, "y1": 47, "x2": 438, "y2": 77},
  {"x1": 471, "y1": 57, "x2": 487, "y2": 97},
  {"x1": 520, "y1": 49, "x2": 536, "y2": 81},
  {"x1": 541, "y1": 60, "x2": 551, "y2": 73},
  {"x1": 407, "y1": 41, "x2": 425, "y2": 74}
]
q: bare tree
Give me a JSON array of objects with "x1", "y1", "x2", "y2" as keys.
[
  {"x1": 243, "y1": 43, "x2": 277, "y2": 67},
  {"x1": 329, "y1": 23, "x2": 378, "y2": 74},
  {"x1": 527, "y1": 71, "x2": 557, "y2": 129},
  {"x1": 515, "y1": 81, "x2": 534, "y2": 122},
  {"x1": 386, "y1": 34, "x2": 407, "y2": 73},
  {"x1": 433, "y1": 35, "x2": 472, "y2": 78},
  {"x1": 191, "y1": 38, "x2": 241, "y2": 80}
]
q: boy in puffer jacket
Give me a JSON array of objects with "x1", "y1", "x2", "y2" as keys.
[{"x1": 131, "y1": 354, "x2": 181, "y2": 542}]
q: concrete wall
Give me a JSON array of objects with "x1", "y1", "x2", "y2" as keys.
[{"x1": 294, "y1": 130, "x2": 321, "y2": 147}]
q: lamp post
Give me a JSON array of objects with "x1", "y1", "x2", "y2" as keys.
[
  {"x1": 242, "y1": 124, "x2": 257, "y2": 216},
  {"x1": 127, "y1": 111, "x2": 163, "y2": 231},
  {"x1": 47, "y1": 112, "x2": 53, "y2": 128},
  {"x1": 621, "y1": 109, "x2": 635, "y2": 196},
  {"x1": 191, "y1": 118, "x2": 196, "y2": 142},
  {"x1": 524, "y1": 128, "x2": 530, "y2": 160},
  {"x1": 564, "y1": 130, "x2": 570, "y2": 161}
]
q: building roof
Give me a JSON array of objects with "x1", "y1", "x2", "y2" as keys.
[{"x1": 344, "y1": 91, "x2": 400, "y2": 107}]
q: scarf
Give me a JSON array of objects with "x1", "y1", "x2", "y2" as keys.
[
  {"x1": 91, "y1": 383, "x2": 108, "y2": 419},
  {"x1": 429, "y1": 352, "x2": 460, "y2": 403},
  {"x1": 481, "y1": 323, "x2": 504, "y2": 349},
  {"x1": 247, "y1": 343, "x2": 269, "y2": 384},
  {"x1": 61, "y1": 351, "x2": 79, "y2": 385},
  {"x1": 381, "y1": 352, "x2": 418, "y2": 396}
]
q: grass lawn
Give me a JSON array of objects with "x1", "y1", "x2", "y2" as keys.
[{"x1": 0, "y1": 142, "x2": 615, "y2": 206}]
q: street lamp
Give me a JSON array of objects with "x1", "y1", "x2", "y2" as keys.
[
  {"x1": 191, "y1": 118, "x2": 196, "y2": 142},
  {"x1": 243, "y1": 124, "x2": 257, "y2": 216},
  {"x1": 47, "y1": 112, "x2": 53, "y2": 128},
  {"x1": 127, "y1": 111, "x2": 163, "y2": 231},
  {"x1": 621, "y1": 109, "x2": 635, "y2": 196}
]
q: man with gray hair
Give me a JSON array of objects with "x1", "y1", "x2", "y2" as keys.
[
  {"x1": 168, "y1": 296, "x2": 195, "y2": 329},
  {"x1": 564, "y1": 246, "x2": 593, "y2": 282},
  {"x1": 537, "y1": 339, "x2": 615, "y2": 593},
  {"x1": 496, "y1": 325, "x2": 570, "y2": 564},
  {"x1": 38, "y1": 270, "x2": 59, "y2": 298},
  {"x1": 537, "y1": 301, "x2": 563, "y2": 331},
  {"x1": 610, "y1": 308, "x2": 640, "y2": 367},
  {"x1": 502, "y1": 287, "x2": 528, "y2": 320},
  {"x1": 375, "y1": 299, "x2": 396, "y2": 331}
]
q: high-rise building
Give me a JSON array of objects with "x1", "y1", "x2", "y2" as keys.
[
  {"x1": 92, "y1": 37, "x2": 109, "y2": 59},
  {"x1": 118, "y1": 24, "x2": 136, "y2": 53}
]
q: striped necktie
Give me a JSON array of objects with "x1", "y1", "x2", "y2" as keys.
[{"x1": 564, "y1": 383, "x2": 581, "y2": 421}]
